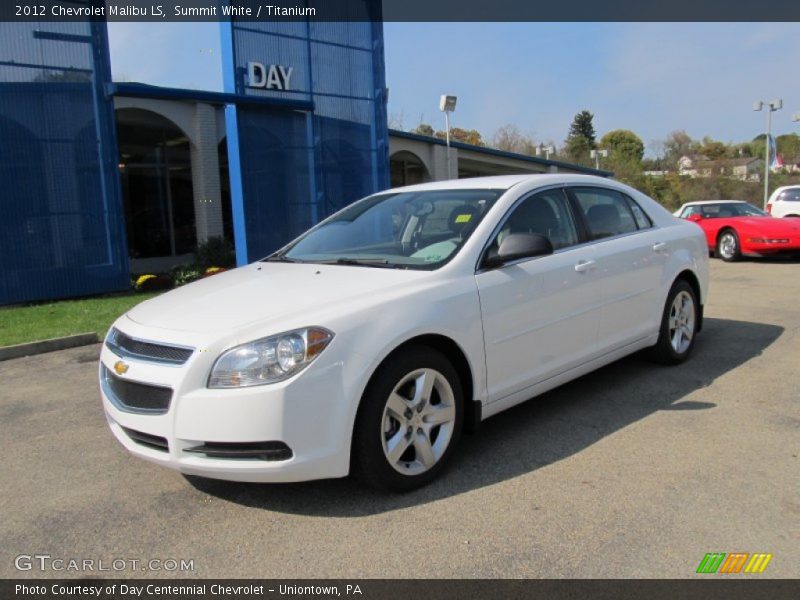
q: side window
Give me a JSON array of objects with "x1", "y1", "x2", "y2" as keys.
[
  {"x1": 624, "y1": 195, "x2": 653, "y2": 229},
  {"x1": 572, "y1": 187, "x2": 639, "y2": 240},
  {"x1": 781, "y1": 189, "x2": 800, "y2": 202},
  {"x1": 494, "y1": 189, "x2": 578, "y2": 251}
]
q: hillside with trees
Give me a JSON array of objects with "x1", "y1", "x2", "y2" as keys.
[{"x1": 394, "y1": 111, "x2": 800, "y2": 211}]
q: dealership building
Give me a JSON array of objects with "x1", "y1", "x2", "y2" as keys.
[{"x1": 0, "y1": 7, "x2": 606, "y2": 305}]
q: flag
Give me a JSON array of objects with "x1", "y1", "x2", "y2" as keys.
[{"x1": 768, "y1": 135, "x2": 784, "y2": 171}]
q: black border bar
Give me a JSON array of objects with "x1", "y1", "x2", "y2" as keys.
[
  {"x1": 3, "y1": 579, "x2": 800, "y2": 600},
  {"x1": 3, "y1": 0, "x2": 800, "y2": 22}
]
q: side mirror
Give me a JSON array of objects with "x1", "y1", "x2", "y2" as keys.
[
  {"x1": 687, "y1": 214, "x2": 704, "y2": 222},
  {"x1": 484, "y1": 233, "x2": 554, "y2": 269}
]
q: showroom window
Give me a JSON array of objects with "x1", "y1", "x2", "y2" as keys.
[{"x1": 115, "y1": 108, "x2": 197, "y2": 259}]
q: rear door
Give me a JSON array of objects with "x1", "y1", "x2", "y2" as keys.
[{"x1": 567, "y1": 186, "x2": 667, "y2": 351}]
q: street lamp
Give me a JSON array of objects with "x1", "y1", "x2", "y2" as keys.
[
  {"x1": 590, "y1": 148, "x2": 608, "y2": 170},
  {"x1": 536, "y1": 144, "x2": 555, "y2": 160},
  {"x1": 753, "y1": 98, "x2": 782, "y2": 209},
  {"x1": 439, "y1": 94, "x2": 457, "y2": 179}
]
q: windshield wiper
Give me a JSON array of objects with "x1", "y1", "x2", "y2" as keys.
[
  {"x1": 263, "y1": 255, "x2": 301, "y2": 263},
  {"x1": 317, "y1": 257, "x2": 399, "y2": 268}
]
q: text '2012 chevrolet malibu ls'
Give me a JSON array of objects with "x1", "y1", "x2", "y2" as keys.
[{"x1": 100, "y1": 174, "x2": 709, "y2": 491}]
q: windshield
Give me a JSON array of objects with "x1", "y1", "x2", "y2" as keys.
[
  {"x1": 271, "y1": 189, "x2": 504, "y2": 269},
  {"x1": 686, "y1": 202, "x2": 767, "y2": 219}
]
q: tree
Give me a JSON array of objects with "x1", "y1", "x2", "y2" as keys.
[
  {"x1": 388, "y1": 111, "x2": 405, "y2": 130},
  {"x1": 700, "y1": 137, "x2": 727, "y2": 160},
  {"x1": 777, "y1": 133, "x2": 800, "y2": 165},
  {"x1": 435, "y1": 127, "x2": 485, "y2": 147},
  {"x1": 564, "y1": 110, "x2": 596, "y2": 165},
  {"x1": 492, "y1": 124, "x2": 538, "y2": 155},
  {"x1": 569, "y1": 110, "x2": 596, "y2": 144},
  {"x1": 599, "y1": 129, "x2": 644, "y2": 164},
  {"x1": 662, "y1": 130, "x2": 695, "y2": 169},
  {"x1": 411, "y1": 123, "x2": 435, "y2": 137}
]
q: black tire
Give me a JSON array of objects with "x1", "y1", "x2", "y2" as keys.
[
  {"x1": 351, "y1": 346, "x2": 463, "y2": 492},
  {"x1": 648, "y1": 279, "x2": 699, "y2": 365},
  {"x1": 716, "y1": 229, "x2": 741, "y2": 262}
]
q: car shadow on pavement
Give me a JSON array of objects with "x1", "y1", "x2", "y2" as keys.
[{"x1": 186, "y1": 317, "x2": 782, "y2": 515}]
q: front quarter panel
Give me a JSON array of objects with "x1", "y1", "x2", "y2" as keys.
[{"x1": 329, "y1": 273, "x2": 486, "y2": 449}]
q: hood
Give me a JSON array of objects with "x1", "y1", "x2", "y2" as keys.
[{"x1": 127, "y1": 262, "x2": 429, "y2": 334}]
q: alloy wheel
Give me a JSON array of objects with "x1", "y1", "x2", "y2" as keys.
[
  {"x1": 668, "y1": 290, "x2": 695, "y2": 354},
  {"x1": 381, "y1": 368, "x2": 456, "y2": 476},
  {"x1": 718, "y1": 232, "x2": 737, "y2": 259}
]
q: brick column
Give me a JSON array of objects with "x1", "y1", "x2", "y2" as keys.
[{"x1": 190, "y1": 103, "x2": 224, "y2": 244}]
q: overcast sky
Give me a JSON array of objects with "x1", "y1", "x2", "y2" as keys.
[{"x1": 107, "y1": 22, "x2": 800, "y2": 155}]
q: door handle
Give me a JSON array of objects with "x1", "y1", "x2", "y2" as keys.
[
  {"x1": 652, "y1": 242, "x2": 668, "y2": 252},
  {"x1": 574, "y1": 259, "x2": 596, "y2": 273}
]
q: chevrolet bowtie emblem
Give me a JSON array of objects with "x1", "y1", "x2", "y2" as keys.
[{"x1": 113, "y1": 360, "x2": 129, "y2": 375}]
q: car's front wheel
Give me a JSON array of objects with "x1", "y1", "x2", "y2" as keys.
[
  {"x1": 351, "y1": 346, "x2": 463, "y2": 492},
  {"x1": 716, "y1": 229, "x2": 741, "y2": 262}
]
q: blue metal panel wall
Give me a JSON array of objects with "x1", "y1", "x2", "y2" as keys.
[
  {"x1": 236, "y1": 107, "x2": 314, "y2": 261},
  {"x1": 0, "y1": 18, "x2": 128, "y2": 305},
  {"x1": 223, "y1": 0, "x2": 390, "y2": 262}
]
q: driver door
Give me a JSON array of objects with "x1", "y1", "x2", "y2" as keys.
[{"x1": 475, "y1": 188, "x2": 603, "y2": 404}]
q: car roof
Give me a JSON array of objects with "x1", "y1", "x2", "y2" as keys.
[
  {"x1": 680, "y1": 200, "x2": 748, "y2": 206},
  {"x1": 380, "y1": 173, "x2": 615, "y2": 194},
  {"x1": 772, "y1": 185, "x2": 800, "y2": 194}
]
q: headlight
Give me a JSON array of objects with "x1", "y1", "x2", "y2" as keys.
[{"x1": 208, "y1": 327, "x2": 334, "y2": 388}]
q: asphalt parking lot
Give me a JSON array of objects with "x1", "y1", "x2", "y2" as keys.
[{"x1": 1, "y1": 260, "x2": 798, "y2": 579}]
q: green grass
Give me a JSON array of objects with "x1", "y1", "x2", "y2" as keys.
[{"x1": 0, "y1": 292, "x2": 160, "y2": 347}]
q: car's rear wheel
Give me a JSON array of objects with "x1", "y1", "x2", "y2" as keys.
[
  {"x1": 716, "y1": 229, "x2": 741, "y2": 262},
  {"x1": 648, "y1": 279, "x2": 698, "y2": 365},
  {"x1": 351, "y1": 346, "x2": 462, "y2": 492}
]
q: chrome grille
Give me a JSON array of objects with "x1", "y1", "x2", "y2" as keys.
[
  {"x1": 101, "y1": 365, "x2": 172, "y2": 414},
  {"x1": 106, "y1": 328, "x2": 193, "y2": 365}
]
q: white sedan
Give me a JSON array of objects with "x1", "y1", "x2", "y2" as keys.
[{"x1": 100, "y1": 174, "x2": 709, "y2": 491}]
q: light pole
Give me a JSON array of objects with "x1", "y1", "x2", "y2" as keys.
[
  {"x1": 439, "y1": 95, "x2": 457, "y2": 179},
  {"x1": 753, "y1": 98, "x2": 782, "y2": 209},
  {"x1": 590, "y1": 149, "x2": 608, "y2": 170},
  {"x1": 536, "y1": 144, "x2": 555, "y2": 160}
]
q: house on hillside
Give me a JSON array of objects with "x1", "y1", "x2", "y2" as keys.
[{"x1": 678, "y1": 155, "x2": 763, "y2": 181}]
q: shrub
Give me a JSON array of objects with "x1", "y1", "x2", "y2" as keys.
[
  {"x1": 171, "y1": 264, "x2": 202, "y2": 287},
  {"x1": 196, "y1": 236, "x2": 235, "y2": 269}
]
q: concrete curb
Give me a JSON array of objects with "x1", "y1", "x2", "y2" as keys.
[{"x1": 0, "y1": 332, "x2": 99, "y2": 361}]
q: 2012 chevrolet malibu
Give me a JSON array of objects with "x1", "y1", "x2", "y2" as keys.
[{"x1": 100, "y1": 174, "x2": 709, "y2": 491}]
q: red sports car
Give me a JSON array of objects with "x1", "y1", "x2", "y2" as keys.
[{"x1": 675, "y1": 200, "x2": 800, "y2": 261}]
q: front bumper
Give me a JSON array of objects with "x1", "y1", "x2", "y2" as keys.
[
  {"x1": 99, "y1": 319, "x2": 353, "y2": 483},
  {"x1": 743, "y1": 239, "x2": 800, "y2": 257}
]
